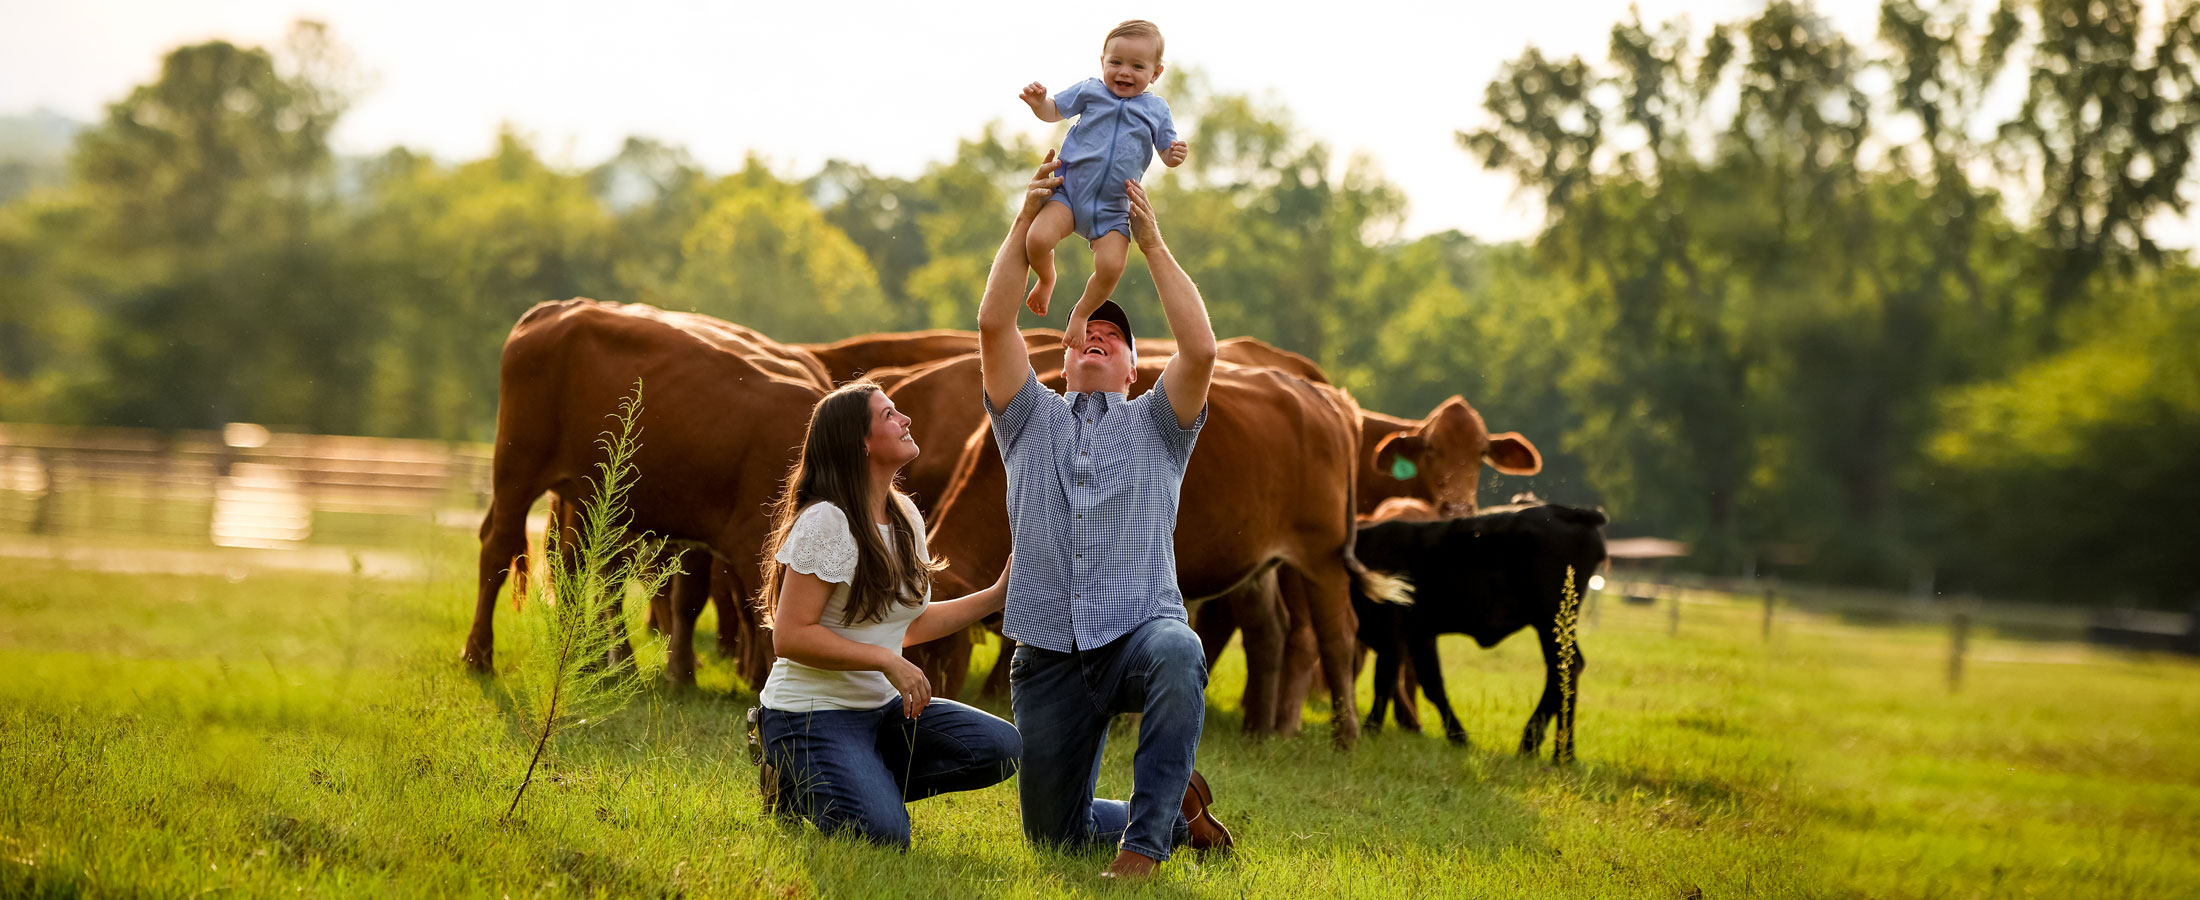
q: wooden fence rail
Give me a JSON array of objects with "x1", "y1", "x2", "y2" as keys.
[{"x1": 0, "y1": 422, "x2": 493, "y2": 548}]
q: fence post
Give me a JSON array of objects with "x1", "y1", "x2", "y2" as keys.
[
  {"x1": 1762, "y1": 588, "x2": 1776, "y2": 641},
  {"x1": 29, "y1": 448, "x2": 58, "y2": 535},
  {"x1": 1668, "y1": 590, "x2": 1681, "y2": 638},
  {"x1": 1948, "y1": 611, "x2": 1970, "y2": 692}
]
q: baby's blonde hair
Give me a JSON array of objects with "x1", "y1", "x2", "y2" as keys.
[{"x1": 1104, "y1": 20, "x2": 1164, "y2": 61}]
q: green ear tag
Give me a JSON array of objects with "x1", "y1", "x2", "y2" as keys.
[{"x1": 1390, "y1": 457, "x2": 1419, "y2": 481}]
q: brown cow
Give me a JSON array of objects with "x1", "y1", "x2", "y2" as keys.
[
  {"x1": 800, "y1": 329, "x2": 1062, "y2": 385},
  {"x1": 463, "y1": 299, "x2": 825, "y2": 683},
  {"x1": 923, "y1": 360, "x2": 1401, "y2": 748},
  {"x1": 1362, "y1": 400, "x2": 1542, "y2": 518}
]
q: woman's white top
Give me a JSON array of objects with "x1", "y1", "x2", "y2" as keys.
[{"x1": 758, "y1": 496, "x2": 933, "y2": 712}]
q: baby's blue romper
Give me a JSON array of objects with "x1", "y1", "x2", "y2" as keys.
[{"x1": 1050, "y1": 78, "x2": 1177, "y2": 243}]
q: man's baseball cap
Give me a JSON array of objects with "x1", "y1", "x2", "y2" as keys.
[{"x1": 1088, "y1": 300, "x2": 1135, "y2": 353}]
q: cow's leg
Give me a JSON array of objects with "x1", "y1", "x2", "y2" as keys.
[
  {"x1": 662, "y1": 548, "x2": 712, "y2": 685},
  {"x1": 711, "y1": 559, "x2": 773, "y2": 691},
  {"x1": 1393, "y1": 654, "x2": 1425, "y2": 732},
  {"x1": 1406, "y1": 634, "x2": 1466, "y2": 745},
  {"x1": 1273, "y1": 589, "x2": 1321, "y2": 738},
  {"x1": 1521, "y1": 625, "x2": 1584, "y2": 763},
  {"x1": 980, "y1": 620, "x2": 1014, "y2": 698},
  {"x1": 712, "y1": 581, "x2": 742, "y2": 658},
  {"x1": 1231, "y1": 573, "x2": 1287, "y2": 737},
  {"x1": 1363, "y1": 643, "x2": 1402, "y2": 734},
  {"x1": 1191, "y1": 595, "x2": 1238, "y2": 671},
  {"x1": 1284, "y1": 565, "x2": 1362, "y2": 751},
  {"x1": 465, "y1": 489, "x2": 541, "y2": 672}
]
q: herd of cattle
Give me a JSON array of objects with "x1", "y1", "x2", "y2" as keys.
[{"x1": 460, "y1": 298, "x2": 1609, "y2": 757}]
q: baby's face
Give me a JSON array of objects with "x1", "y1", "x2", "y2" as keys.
[{"x1": 1099, "y1": 35, "x2": 1163, "y2": 97}]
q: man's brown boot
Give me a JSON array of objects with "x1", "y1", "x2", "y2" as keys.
[{"x1": 1182, "y1": 769, "x2": 1234, "y2": 852}]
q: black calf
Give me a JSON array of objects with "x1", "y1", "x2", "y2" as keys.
[{"x1": 1352, "y1": 504, "x2": 1608, "y2": 763}]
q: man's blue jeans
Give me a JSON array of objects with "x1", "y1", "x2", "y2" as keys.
[
  {"x1": 758, "y1": 697, "x2": 1021, "y2": 849},
  {"x1": 1009, "y1": 616, "x2": 1206, "y2": 861}
]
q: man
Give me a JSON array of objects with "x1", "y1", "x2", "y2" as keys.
[{"x1": 977, "y1": 151, "x2": 1233, "y2": 879}]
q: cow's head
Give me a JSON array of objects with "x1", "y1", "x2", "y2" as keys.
[{"x1": 1372, "y1": 396, "x2": 1542, "y2": 518}]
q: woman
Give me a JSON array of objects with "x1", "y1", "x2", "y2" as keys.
[{"x1": 748, "y1": 380, "x2": 1019, "y2": 848}]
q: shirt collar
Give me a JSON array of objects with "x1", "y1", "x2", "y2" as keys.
[{"x1": 1072, "y1": 391, "x2": 1127, "y2": 412}]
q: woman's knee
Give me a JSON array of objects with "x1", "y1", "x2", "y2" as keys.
[{"x1": 817, "y1": 799, "x2": 912, "y2": 850}]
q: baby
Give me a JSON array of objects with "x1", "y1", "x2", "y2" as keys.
[{"x1": 1019, "y1": 19, "x2": 1189, "y2": 344}]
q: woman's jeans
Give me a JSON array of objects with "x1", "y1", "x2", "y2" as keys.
[
  {"x1": 758, "y1": 696, "x2": 1022, "y2": 849},
  {"x1": 1009, "y1": 617, "x2": 1205, "y2": 861}
]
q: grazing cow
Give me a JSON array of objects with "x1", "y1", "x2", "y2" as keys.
[
  {"x1": 463, "y1": 299, "x2": 826, "y2": 683},
  {"x1": 924, "y1": 359, "x2": 1402, "y2": 748},
  {"x1": 1352, "y1": 504, "x2": 1609, "y2": 763},
  {"x1": 800, "y1": 329, "x2": 1063, "y2": 385}
]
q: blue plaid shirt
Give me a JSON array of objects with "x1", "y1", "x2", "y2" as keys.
[{"x1": 986, "y1": 368, "x2": 1207, "y2": 652}]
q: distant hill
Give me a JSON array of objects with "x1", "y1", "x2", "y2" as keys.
[{"x1": 0, "y1": 109, "x2": 83, "y2": 206}]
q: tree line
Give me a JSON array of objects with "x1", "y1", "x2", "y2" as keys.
[{"x1": 2, "y1": 3, "x2": 2195, "y2": 607}]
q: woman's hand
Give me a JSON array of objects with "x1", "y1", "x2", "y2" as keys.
[{"x1": 882, "y1": 654, "x2": 933, "y2": 717}]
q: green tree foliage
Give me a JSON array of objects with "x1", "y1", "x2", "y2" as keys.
[
  {"x1": 670, "y1": 158, "x2": 889, "y2": 342},
  {"x1": 1456, "y1": 0, "x2": 2200, "y2": 598},
  {"x1": 65, "y1": 25, "x2": 357, "y2": 430},
  {"x1": 345, "y1": 132, "x2": 621, "y2": 440},
  {"x1": 1928, "y1": 273, "x2": 2200, "y2": 601}
]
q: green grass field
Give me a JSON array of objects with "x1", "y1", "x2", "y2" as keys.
[{"x1": 1, "y1": 533, "x2": 2194, "y2": 899}]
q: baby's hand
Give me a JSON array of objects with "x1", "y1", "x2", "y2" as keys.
[
  {"x1": 1020, "y1": 82, "x2": 1048, "y2": 108},
  {"x1": 1162, "y1": 140, "x2": 1189, "y2": 167}
]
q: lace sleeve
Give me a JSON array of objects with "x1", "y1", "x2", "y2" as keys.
[{"x1": 775, "y1": 502, "x2": 858, "y2": 584}]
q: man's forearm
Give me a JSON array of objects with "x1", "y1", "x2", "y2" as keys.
[
  {"x1": 978, "y1": 215, "x2": 1037, "y2": 333},
  {"x1": 1146, "y1": 242, "x2": 1217, "y2": 359}
]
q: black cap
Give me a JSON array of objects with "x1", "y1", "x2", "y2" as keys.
[{"x1": 1089, "y1": 300, "x2": 1135, "y2": 353}]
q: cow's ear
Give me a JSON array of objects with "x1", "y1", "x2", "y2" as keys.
[
  {"x1": 1485, "y1": 432, "x2": 1542, "y2": 475},
  {"x1": 1373, "y1": 433, "x2": 1424, "y2": 481}
]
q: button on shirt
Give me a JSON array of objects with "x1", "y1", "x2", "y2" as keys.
[{"x1": 986, "y1": 368, "x2": 1207, "y2": 652}]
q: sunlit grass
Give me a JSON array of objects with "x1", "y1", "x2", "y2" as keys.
[{"x1": 0, "y1": 541, "x2": 2194, "y2": 898}]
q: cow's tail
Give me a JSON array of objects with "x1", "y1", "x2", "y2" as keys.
[
  {"x1": 1347, "y1": 554, "x2": 1414, "y2": 606},
  {"x1": 1335, "y1": 387, "x2": 1414, "y2": 606}
]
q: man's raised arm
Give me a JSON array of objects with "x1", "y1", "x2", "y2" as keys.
[
  {"x1": 1126, "y1": 179, "x2": 1216, "y2": 428},
  {"x1": 979, "y1": 151, "x2": 1063, "y2": 410}
]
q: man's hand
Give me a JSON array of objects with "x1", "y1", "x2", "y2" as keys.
[
  {"x1": 1126, "y1": 179, "x2": 1164, "y2": 252},
  {"x1": 1021, "y1": 150, "x2": 1062, "y2": 222},
  {"x1": 1020, "y1": 82, "x2": 1048, "y2": 109},
  {"x1": 1162, "y1": 140, "x2": 1189, "y2": 167}
]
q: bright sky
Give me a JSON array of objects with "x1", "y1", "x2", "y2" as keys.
[{"x1": 6, "y1": 0, "x2": 2193, "y2": 246}]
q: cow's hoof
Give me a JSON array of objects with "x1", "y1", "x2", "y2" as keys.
[
  {"x1": 1330, "y1": 725, "x2": 1361, "y2": 752},
  {"x1": 461, "y1": 644, "x2": 494, "y2": 673},
  {"x1": 1447, "y1": 731, "x2": 1471, "y2": 747}
]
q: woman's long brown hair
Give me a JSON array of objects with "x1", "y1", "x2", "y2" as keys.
[{"x1": 757, "y1": 382, "x2": 943, "y2": 626}]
